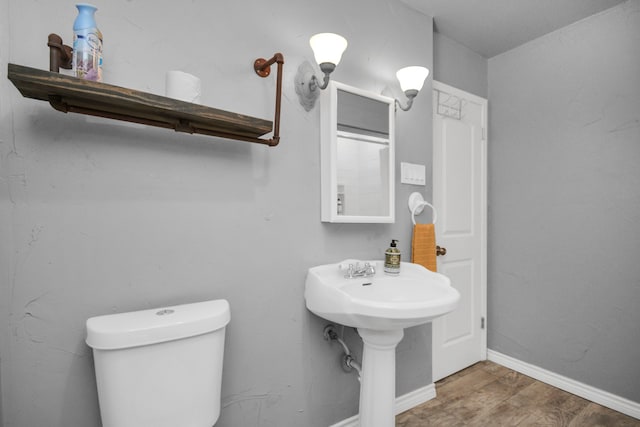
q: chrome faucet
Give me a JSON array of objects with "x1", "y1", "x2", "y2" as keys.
[{"x1": 344, "y1": 262, "x2": 376, "y2": 279}]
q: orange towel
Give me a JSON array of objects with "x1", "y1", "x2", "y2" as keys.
[{"x1": 411, "y1": 223, "x2": 437, "y2": 272}]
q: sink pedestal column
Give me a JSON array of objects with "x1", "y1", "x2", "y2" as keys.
[{"x1": 357, "y1": 328, "x2": 404, "y2": 427}]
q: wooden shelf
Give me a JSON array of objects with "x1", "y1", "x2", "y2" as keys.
[{"x1": 7, "y1": 63, "x2": 277, "y2": 145}]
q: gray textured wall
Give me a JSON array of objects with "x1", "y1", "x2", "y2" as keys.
[
  {"x1": 0, "y1": 1, "x2": 434, "y2": 426},
  {"x1": 1, "y1": 1, "x2": 10, "y2": 425},
  {"x1": 488, "y1": 0, "x2": 640, "y2": 403},
  {"x1": 433, "y1": 32, "x2": 488, "y2": 99}
]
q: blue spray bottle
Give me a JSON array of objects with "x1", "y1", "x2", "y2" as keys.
[{"x1": 72, "y1": 3, "x2": 103, "y2": 81}]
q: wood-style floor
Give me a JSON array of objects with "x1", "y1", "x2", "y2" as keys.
[{"x1": 396, "y1": 361, "x2": 640, "y2": 426}]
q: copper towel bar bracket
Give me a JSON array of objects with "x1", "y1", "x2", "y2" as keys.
[{"x1": 253, "y1": 53, "x2": 285, "y2": 147}]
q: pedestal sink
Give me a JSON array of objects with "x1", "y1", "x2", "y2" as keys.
[{"x1": 305, "y1": 260, "x2": 460, "y2": 427}]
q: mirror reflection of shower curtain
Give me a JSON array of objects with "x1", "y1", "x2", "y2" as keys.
[{"x1": 336, "y1": 135, "x2": 390, "y2": 217}]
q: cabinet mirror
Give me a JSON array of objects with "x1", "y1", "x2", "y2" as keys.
[{"x1": 320, "y1": 81, "x2": 395, "y2": 223}]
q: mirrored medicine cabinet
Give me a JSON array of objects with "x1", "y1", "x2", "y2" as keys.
[{"x1": 320, "y1": 81, "x2": 395, "y2": 223}]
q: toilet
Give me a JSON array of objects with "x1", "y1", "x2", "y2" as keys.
[{"x1": 86, "y1": 299, "x2": 230, "y2": 427}]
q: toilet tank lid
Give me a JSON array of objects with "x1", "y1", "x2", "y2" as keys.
[{"x1": 86, "y1": 299, "x2": 230, "y2": 350}]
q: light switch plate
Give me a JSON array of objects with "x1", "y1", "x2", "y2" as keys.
[{"x1": 401, "y1": 162, "x2": 426, "y2": 185}]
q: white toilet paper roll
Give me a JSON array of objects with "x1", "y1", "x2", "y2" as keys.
[{"x1": 165, "y1": 70, "x2": 201, "y2": 104}]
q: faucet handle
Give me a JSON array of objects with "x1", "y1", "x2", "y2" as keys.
[
  {"x1": 344, "y1": 263, "x2": 356, "y2": 278},
  {"x1": 363, "y1": 262, "x2": 376, "y2": 276}
]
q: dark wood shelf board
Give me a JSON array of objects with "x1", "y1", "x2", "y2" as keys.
[{"x1": 7, "y1": 63, "x2": 274, "y2": 143}]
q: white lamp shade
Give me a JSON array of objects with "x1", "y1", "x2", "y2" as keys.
[
  {"x1": 396, "y1": 66, "x2": 430, "y2": 92},
  {"x1": 310, "y1": 33, "x2": 348, "y2": 66}
]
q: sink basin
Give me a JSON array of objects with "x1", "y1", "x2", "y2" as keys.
[{"x1": 305, "y1": 260, "x2": 460, "y2": 331}]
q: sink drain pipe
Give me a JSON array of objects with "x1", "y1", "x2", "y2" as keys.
[{"x1": 323, "y1": 324, "x2": 362, "y2": 379}]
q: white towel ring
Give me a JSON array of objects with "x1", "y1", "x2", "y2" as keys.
[{"x1": 408, "y1": 192, "x2": 437, "y2": 226}]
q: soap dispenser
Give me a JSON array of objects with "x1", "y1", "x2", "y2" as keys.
[{"x1": 384, "y1": 239, "x2": 401, "y2": 275}]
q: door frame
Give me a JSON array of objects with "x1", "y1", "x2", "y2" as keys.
[{"x1": 431, "y1": 80, "x2": 488, "y2": 380}]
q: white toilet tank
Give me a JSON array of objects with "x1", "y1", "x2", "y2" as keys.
[{"x1": 86, "y1": 299, "x2": 230, "y2": 427}]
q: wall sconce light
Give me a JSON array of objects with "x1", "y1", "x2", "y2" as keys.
[
  {"x1": 395, "y1": 66, "x2": 430, "y2": 111},
  {"x1": 295, "y1": 33, "x2": 348, "y2": 111}
]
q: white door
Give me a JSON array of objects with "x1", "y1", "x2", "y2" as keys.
[{"x1": 431, "y1": 81, "x2": 487, "y2": 382}]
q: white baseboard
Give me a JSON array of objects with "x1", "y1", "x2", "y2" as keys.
[
  {"x1": 329, "y1": 383, "x2": 436, "y2": 427},
  {"x1": 395, "y1": 383, "x2": 437, "y2": 414},
  {"x1": 488, "y1": 349, "x2": 640, "y2": 420}
]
